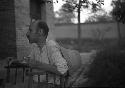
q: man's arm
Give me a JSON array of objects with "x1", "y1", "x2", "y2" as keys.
[
  {"x1": 26, "y1": 58, "x2": 63, "y2": 76},
  {"x1": 47, "y1": 45, "x2": 69, "y2": 75}
]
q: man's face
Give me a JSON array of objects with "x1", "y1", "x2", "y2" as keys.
[{"x1": 26, "y1": 22, "x2": 44, "y2": 43}]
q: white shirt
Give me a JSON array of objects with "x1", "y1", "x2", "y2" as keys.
[{"x1": 29, "y1": 40, "x2": 68, "y2": 74}]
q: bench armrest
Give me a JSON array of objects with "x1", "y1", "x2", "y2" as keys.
[{"x1": 29, "y1": 63, "x2": 68, "y2": 76}]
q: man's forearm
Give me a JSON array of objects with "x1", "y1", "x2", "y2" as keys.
[
  {"x1": 28, "y1": 59, "x2": 63, "y2": 76},
  {"x1": 38, "y1": 63, "x2": 68, "y2": 76},
  {"x1": 37, "y1": 63, "x2": 62, "y2": 75}
]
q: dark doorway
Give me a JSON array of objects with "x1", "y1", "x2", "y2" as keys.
[{"x1": 30, "y1": 0, "x2": 42, "y2": 20}]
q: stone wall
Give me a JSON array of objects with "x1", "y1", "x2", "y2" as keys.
[{"x1": 54, "y1": 21, "x2": 125, "y2": 39}]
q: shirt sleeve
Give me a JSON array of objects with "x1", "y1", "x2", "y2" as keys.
[
  {"x1": 47, "y1": 40, "x2": 68, "y2": 74},
  {"x1": 53, "y1": 52, "x2": 69, "y2": 74}
]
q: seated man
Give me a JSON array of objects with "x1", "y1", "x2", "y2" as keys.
[{"x1": 26, "y1": 20, "x2": 83, "y2": 86}]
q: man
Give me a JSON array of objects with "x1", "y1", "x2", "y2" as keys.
[{"x1": 26, "y1": 20, "x2": 83, "y2": 86}]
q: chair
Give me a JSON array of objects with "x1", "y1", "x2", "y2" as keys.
[
  {"x1": 26, "y1": 65, "x2": 85, "y2": 88},
  {"x1": 27, "y1": 66, "x2": 69, "y2": 88},
  {"x1": 4, "y1": 57, "x2": 29, "y2": 84},
  {"x1": 26, "y1": 47, "x2": 84, "y2": 88}
]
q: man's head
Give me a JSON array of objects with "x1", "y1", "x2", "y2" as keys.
[{"x1": 26, "y1": 20, "x2": 49, "y2": 43}]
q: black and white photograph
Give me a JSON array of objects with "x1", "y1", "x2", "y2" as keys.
[{"x1": 0, "y1": 0, "x2": 125, "y2": 88}]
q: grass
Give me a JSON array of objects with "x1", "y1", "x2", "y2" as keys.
[
  {"x1": 81, "y1": 44, "x2": 125, "y2": 87},
  {"x1": 56, "y1": 38, "x2": 119, "y2": 52},
  {"x1": 57, "y1": 38, "x2": 125, "y2": 87}
]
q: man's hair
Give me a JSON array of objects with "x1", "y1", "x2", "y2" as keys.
[{"x1": 36, "y1": 20, "x2": 49, "y2": 37}]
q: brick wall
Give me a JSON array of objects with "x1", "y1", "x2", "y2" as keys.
[
  {"x1": 0, "y1": 0, "x2": 17, "y2": 59},
  {"x1": 15, "y1": 0, "x2": 55, "y2": 59},
  {"x1": 15, "y1": 0, "x2": 31, "y2": 59}
]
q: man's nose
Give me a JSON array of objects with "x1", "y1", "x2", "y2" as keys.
[{"x1": 26, "y1": 32, "x2": 29, "y2": 38}]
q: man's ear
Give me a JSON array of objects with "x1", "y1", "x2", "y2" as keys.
[
  {"x1": 37, "y1": 29, "x2": 43, "y2": 35},
  {"x1": 39, "y1": 29, "x2": 43, "y2": 34},
  {"x1": 29, "y1": 18, "x2": 36, "y2": 26},
  {"x1": 31, "y1": 19, "x2": 36, "y2": 22}
]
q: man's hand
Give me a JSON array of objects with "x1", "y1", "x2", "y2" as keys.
[
  {"x1": 23, "y1": 57, "x2": 40, "y2": 65},
  {"x1": 23, "y1": 57, "x2": 67, "y2": 76},
  {"x1": 27, "y1": 60, "x2": 64, "y2": 76}
]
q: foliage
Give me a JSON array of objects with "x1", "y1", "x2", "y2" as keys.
[
  {"x1": 61, "y1": 2, "x2": 76, "y2": 13},
  {"x1": 83, "y1": 45, "x2": 125, "y2": 87},
  {"x1": 85, "y1": 13, "x2": 113, "y2": 23},
  {"x1": 111, "y1": 0, "x2": 125, "y2": 23},
  {"x1": 55, "y1": 0, "x2": 104, "y2": 23},
  {"x1": 55, "y1": 2, "x2": 75, "y2": 23}
]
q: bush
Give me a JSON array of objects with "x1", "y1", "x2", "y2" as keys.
[{"x1": 82, "y1": 45, "x2": 125, "y2": 87}]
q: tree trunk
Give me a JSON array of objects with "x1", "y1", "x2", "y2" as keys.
[{"x1": 78, "y1": 0, "x2": 81, "y2": 52}]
